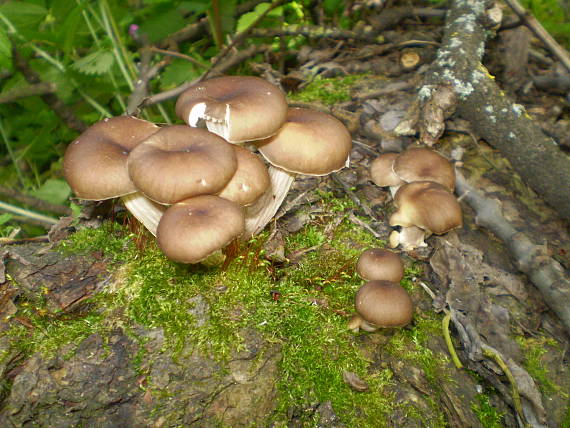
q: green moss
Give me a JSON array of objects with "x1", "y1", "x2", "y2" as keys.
[
  {"x1": 289, "y1": 74, "x2": 367, "y2": 105},
  {"x1": 2, "y1": 192, "x2": 452, "y2": 425},
  {"x1": 515, "y1": 335, "x2": 567, "y2": 397},
  {"x1": 385, "y1": 314, "x2": 446, "y2": 385},
  {"x1": 472, "y1": 392, "x2": 505, "y2": 428}
]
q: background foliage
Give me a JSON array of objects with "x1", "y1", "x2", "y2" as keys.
[{"x1": 0, "y1": 0, "x2": 568, "y2": 237}]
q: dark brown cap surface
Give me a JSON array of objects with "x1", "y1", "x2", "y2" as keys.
[
  {"x1": 355, "y1": 280, "x2": 413, "y2": 328},
  {"x1": 356, "y1": 248, "x2": 404, "y2": 282},
  {"x1": 63, "y1": 116, "x2": 159, "y2": 200},
  {"x1": 390, "y1": 181, "x2": 462, "y2": 234},
  {"x1": 157, "y1": 195, "x2": 245, "y2": 263},
  {"x1": 175, "y1": 76, "x2": 288, "y2": 143},
  {"x1": 256, "y1": 108, "x2": 352, "y2": 175},
  {"x1": 127, "y1": 126, "x2": 237, "y2": 204},
  {"x1": 393, "y1": 147, "x2": 455, "y2": 191}
]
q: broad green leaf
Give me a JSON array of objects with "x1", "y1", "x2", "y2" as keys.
[
  {"x1": 72, "y1": 50, "x2": 115, "y2": 76},
  {"x1": 236, "y1": 2, "x2": 270, "y2": 33},
  {"x1": 0, "y1": 2, "x2": 47, "y2": 35},
  {"x1": 0, "y1": 213, "x2": 13, "y2": 226},
  {"x1": 160, "y1": 58, "x2": 200, "y2": 90},
  {"x1": 0, "y1": 26, "x2": 11, "y2": 69},
  {"x1": 30, "y1": 178, "x2": 71, "y2": 205},
  {"x1": 138, "y1": 8, "x2": 186, "y2": 42},
  {"x1": 179, "y1": 1, "x2": 211, "y2": 14}
]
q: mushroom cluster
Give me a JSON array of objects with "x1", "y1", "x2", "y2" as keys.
[
  {"x1": 369, "y1": 147, "x2": 462, "y2": 250},
  {"x1": 349, "y1": 248, "x2": 413, "y2": 332},
  {"x1": 63, "y1": 76, "x2": 352, "y2": 264}
]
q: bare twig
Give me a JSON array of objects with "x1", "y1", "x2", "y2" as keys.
[
  {"x1": 141, "y1": 44, "x2": 269, "y2": 108},
  {"x1": 455, "y1": 169, "x2": 570, "y2": 336},
  {"x1": 502, "y1": 0, "x2": 570, "y2": 72},
  {"x1": 201, "y1": 0, "x2": 286, "y2": 82},
  {"x1": 126, "y1": 45, "x2": 168, "y2": 116},
  {"x1": 0, "y1": 185, "x2": 72, "y2": 216},
  {"x1": 148, "y1": 47, "x2": 207, "y2": 68},
  {"x1": 0, "y1": 82, "x2": 56, "y2": 104},
  {"x1": 0, "y1": 200, "x2": 59, "y2": 227},
  {"x1": 164, "y1": 0, "x2": 268, "y2": 45},
  {"x1": 250, "y1": 25, "x2": 384, "y2": 43}
]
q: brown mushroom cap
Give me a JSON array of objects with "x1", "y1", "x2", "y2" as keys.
[
  {"x1": 217, "y1": 145, "x2": 270, "y2": 206},
  {"x1": 370, "y1": 153, "x2": 405, "y2": 188},
  {"x1": 390, "y1": 181, "x2": 462, "y2": 234},
  {"x1": 393, "y1": 147, "x2": 455, "y2": 191},
  {"x1": 255, "y1": 108, "x2": 352, "y2": 175},
  {"x1": 356, "y1": 248, "x2": 404, "y2": 282},
  {"x1": 127, "y1": 126, "x2": 237, "y2": 204},
  {"x1": 175, "y1": 76, "x2": 288, "y2": 143},
  {"x1": 156, "y1": 195, "x2": 245, "y2": 263},
  {"x1": 63, "y1": 116, "x2": 159, "y2": 200},
  {"x1": 355, "y1": 280, "x2": 413, "y2": 328}
]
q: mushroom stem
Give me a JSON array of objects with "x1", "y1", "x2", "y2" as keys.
[
  {"x1": 243, "y1": 166, "x2": 295, "y2": 238},
  {"x1": 121, "y1": 192, "x2": 165, "y2": 236},
  {"x1": 389, "y1": 226, "x2": 428, "y2": 251}
]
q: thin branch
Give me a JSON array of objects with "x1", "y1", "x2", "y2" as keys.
[
  {"x1": 140, "y1": 45, "x2": 269, "y2": 108},
  {"x1": 0, "y1": 200, "x2": 59, "y2": 226},
  {"x1": 249, "y1": 25, "x2": 384, "y2": 43},
  {"x1": 455, "y1": 169, "x2": 570, "y2": 336},
  {"x1": 0, "y1": 82, "x2": 56, "y2": 103},
  {"x1": 0, "y1": 185, "x2": 72, "y2": 216},
  {"x1": 164, "y1": 0, "x2": 268, "y2": 45},
  {"x1": 503, "y1": 0, "x2": 570, "y2": 72},
  {"x1": 148, "y1": 47, "x2": 207, "y2": 68},
  {"x1": 201, "y1": 0, "x2": 286, "y2": 82}
]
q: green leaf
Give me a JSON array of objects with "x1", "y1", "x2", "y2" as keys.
[
  {"x1": 72, "y1": 50, "x2": 115, "y2": 76},
  {"x1": 0, "y1": 2, "x2": 47, "y2": 35},
  {"x1": 236, "y1": 2, "x2": 270, "y2": 33},
  {"x1": 29, "y1": 178, "x2": 71, "y2": 205},
  {"x1": 138, "y1": 8, "x2": 186, "y2": 42},
  {"x1": 0, "y1": 213, "x2": 13, "y2": 226},
  {"x1": 160, "y1": 58, "x2": 201, "y2": 90},
  {"x1": 0, "y1": 26, "x2": 11, "y2": 69}
]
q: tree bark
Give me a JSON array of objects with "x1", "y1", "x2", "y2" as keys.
[{"x1": 420, "y1": 0, "x2": 570, "y2": 220}]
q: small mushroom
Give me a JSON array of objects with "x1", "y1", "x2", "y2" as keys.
[
  {"x1": 63, "y1": 116, "x2": 164, "y2": 234},
  {"x1": 389, "y1": 181, "x2": 462, "y2": 249},
  {"x1": 352, "y1": 280, "x2": 413, "y2": 332},
  {"x1": 246, "y1": 108, "x2": 352, "y2": 237},
  {"x1": 156, "y1": 195, "x2": 245, "y2": 264},
  {"x1": 175, "y1": 76, "x2": 288, "y2": 143},
  {"x1": 356, "y1": 248, "x2": 404, "y2": 282},
  {"x1": 127, "y1": 125, "x2": 237, "y2": 205},
  {"x1": 369, "y1": 153, "x2": 405, "y2": 196},
  {"x1": 392, "y1": 146, "x2": 455, "y2": 191}
]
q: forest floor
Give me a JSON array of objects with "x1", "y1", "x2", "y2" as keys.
[{"x1": 1, "y1": 4, "x2": 569, "y2": 428}]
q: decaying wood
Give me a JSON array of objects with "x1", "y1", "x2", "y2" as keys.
[
  {"x1": 417, "y1": 0, "x2": 570, "y2": 220},
  {"x1": 455, "y1": 170, "x2": 570, "y2": 336}
]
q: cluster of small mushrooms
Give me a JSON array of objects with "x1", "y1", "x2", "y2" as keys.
[
  {"x1": 63, "y1": 76, "x2": 352, "y2": 264},
  {"x1": 369, "y1": 147, "x2": 463, "y2": 250},
  {"x1": 349, "y1": 248, "x2": 413, "y2": 332}
]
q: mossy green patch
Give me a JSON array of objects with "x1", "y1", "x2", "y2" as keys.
[
  {"x1": 2, "y1": 193, "x2": 451, "y2": 425},
  {"x1": 289, "y1": 74, "x2": 367, "y2": 105},
  {"x1": 471, "y1": 392, "x2": 505, "y2": 428},
  {"x1": 515, "y1": 335, "x2": 567, "y2": 398}
]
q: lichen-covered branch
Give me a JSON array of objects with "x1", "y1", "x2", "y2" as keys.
[{"x1": 418, "y1": 0, "x2": 570, "y2": 220}]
